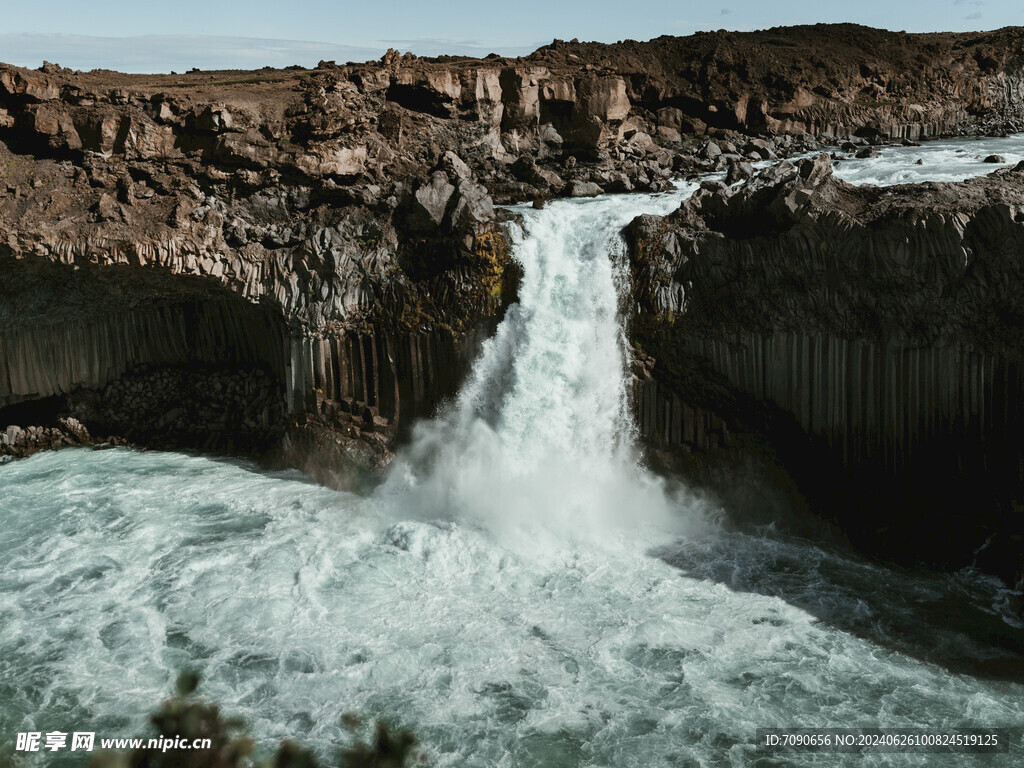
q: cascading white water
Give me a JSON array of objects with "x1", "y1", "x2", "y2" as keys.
[
  {"x1": 3, "y1": 145, "x2": 1024, "y2": 768},
  {"x1": 379, "y1": 185, "x2": 712, "y2": 548}
]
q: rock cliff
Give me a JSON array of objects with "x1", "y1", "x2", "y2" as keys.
[
  {"x1": 627, "y1": 156, "x2": 1024, "y2": 584},
  {"x1": 0, "y1": 58, "x2": 530, "y2": 482},
  {"x1": 528, "y1": 25, "x2": 1024, "y2": 139}
]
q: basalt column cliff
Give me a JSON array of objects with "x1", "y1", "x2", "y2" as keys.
[
  {"x1": 2, "y1": 26, "x2": 1024, "y2": 575},
  {"x1": 628, "y1": 155, "x2": 1024, "y2": 584}
]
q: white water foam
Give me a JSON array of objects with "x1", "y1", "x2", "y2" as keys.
[
  {"x1": 379, "y1": 185, "x2": 714, "y2": 552},
  {"x1": 3, "y1": 449, "x2": 1023, "y2": 767},
  {"x1": 831, "y1": 133, "x2": 1024, "y2": 186}
]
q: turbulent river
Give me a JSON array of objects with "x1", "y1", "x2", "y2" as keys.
[{"x1": 3, "y1": 139, "x2": 1024, "y2": 767}]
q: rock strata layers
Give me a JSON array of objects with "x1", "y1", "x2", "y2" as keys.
[{"x1": 0, "y1": 58, "x2": 527, "y2": 483}]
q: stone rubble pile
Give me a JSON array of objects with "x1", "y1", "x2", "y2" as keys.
[
  {"x1": 316, "y1": 396, "x2": 394, "y2": 441},
  {"x1": 0, "y1": 417, "x2": 92, "y2": 458},
  {"x1": 93, "y1": 364, "x2": 287, "y2": 451},
  {"x1": 0, "y1": 365, "x2": 288, "y2": 460}
]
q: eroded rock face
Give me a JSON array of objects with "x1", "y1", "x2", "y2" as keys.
[
  {"x1": 530, "y1": 25, "x2": 1024, "y2": 138},
  {"x1": 3, "y1": 23, "x2": 1024, "y2": 494},
  {"x1": 629, "y1": 156, "x2": 1024, "y2": 343},
  {"x1": 0, "y1": 56, "x2": 534, "y2": 484},
  {"x1": 626, "y1": 160, "x2": 1024, "y2": 584}
]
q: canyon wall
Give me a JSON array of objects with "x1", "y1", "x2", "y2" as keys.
[
  {"x1": 3, "y1": 25, "x2": 1024, "y2": 565},
  {"x1": 627, "y1": 156, "x2": 1024, "y2": 582},
  {"x1": 1, "y1": 300, "x2": 286, "y2": 407},
  {"x1": 0, "y1": 55, "x2": 527, "y2": 477}
]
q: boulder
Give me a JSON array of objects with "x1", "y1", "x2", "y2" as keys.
[
  {"x1": 701, "y1": 142, "x2": 723, "y2": 161},
  {"x1": 725, "y1": 158, "x2": 754, "y2": 185},
  {"x1": 29, "y1": 106, "x2": 81, "y2": 150},
  {"x1": 511, "y1": 156, "x2": 564, "y2": 189},
  {"x1": 626, "y1": 131, "x2": 656, "y2": 154},
  {"x1": 57, "y1": 417, "x2": 90, "y2": 443},
  {"x1": 566, "y1": 180, "x2": 603, "y2": 197},
  {"x1": 984, "y1": 154, "x2": 1006, "y2": 163},
  {"x1": 192, "y1": 105, "x2": 234, "y2": 132},
  {"x1": 409, "y1": 171, "x2": 455, "y2": 229},
  {"x1": 679, "y1": 116, "x2": 707, "y2": 135},
  {"x1": 656, "y1": 107, "x2": 684, "y2": 130},
  {"x1": 656, "y1": 126, "x2": 682, "y2": 144},
  {"x1": 538, "y1": 123, "x2": 564, "y2": 147},
  {"x1": 537, "y1": 123, "x2": 565, "y2": 159},
  {"x1": 797, "y1": 153, "x2": 835, "y2": 185},
  {"x1": 605, "y1": 171, "x2": 634, "y2": 193},
  {"x1": 439, "y1": 150, "x2": 471, "y2": 180},
  {"x1": 448, "y1": 181, "x2": 495, "y2": 230},
  {"x1": 745, "y1": 138, "x2": 776, "y2": 160},
  {"x1": 565, "y1": 114, "x2": 606, "y2": 149}
]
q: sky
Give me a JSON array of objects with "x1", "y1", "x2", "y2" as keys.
[{"x1": 0, "y1": 0, "x2": 1020, "y2": 73}]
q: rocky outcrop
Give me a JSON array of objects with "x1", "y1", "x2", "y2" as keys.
[
  {"x1": 0, "y1": 61, "x2": 525, "y2": 483},
  {"x1": 0, "y1": 417, "x2": 92, "y2": 458},
  {"x1": 626, "y1": 157, "x2": 1024, "y2": 584},
  {"x1": 528, "y1": 26, "x2": 1024, "y2": 139}
]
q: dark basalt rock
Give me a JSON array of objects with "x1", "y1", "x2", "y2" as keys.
[
  {"x1": 724, "y1": 158, "x2": 754, "y2": 185},
  {"x1": 626, "y1": 158, "x2": 1024, "y2": 586},
  {"x1": 566, "y1": 180, "x2": 603, "y2": 197},
  {"x1": 409, "y1": 171, "x2": 456, "y2": 230}
]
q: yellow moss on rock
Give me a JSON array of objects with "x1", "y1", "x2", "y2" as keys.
[{"x1": 472, "y1": 229, "x2": 510, "y2": 301}]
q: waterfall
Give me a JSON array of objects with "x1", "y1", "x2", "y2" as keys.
[{"x1": 378, "y1": 185, "x2": 712, "y2": 547}]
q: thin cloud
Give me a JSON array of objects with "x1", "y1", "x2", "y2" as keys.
[
  {"x1": 381, "y1": 37, "x2": 484, "y2": 48},
  {"x1": 721, "y1": 8, "x2": 732, "y2": 14},
  {"x1": 0, "y1": 33, "x2": 384, "y2": 72},
  {"x1": 377, "y1": 37, "x2": 534, "y2": 57},
  {"x1": 965, "y1": 12, "x2": 982, "y2": 19},
  {"x1": 0, "y1": 33, "x2": 537, "y2": 72}
]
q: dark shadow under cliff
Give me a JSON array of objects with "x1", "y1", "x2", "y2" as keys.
[{"x1": 653, "y1": 531, "x2": 1024, "y2": 683}]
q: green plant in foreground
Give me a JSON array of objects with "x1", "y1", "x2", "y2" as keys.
[{"x1": 88, "y1": 672, "x2": 423, "y2": 768}]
